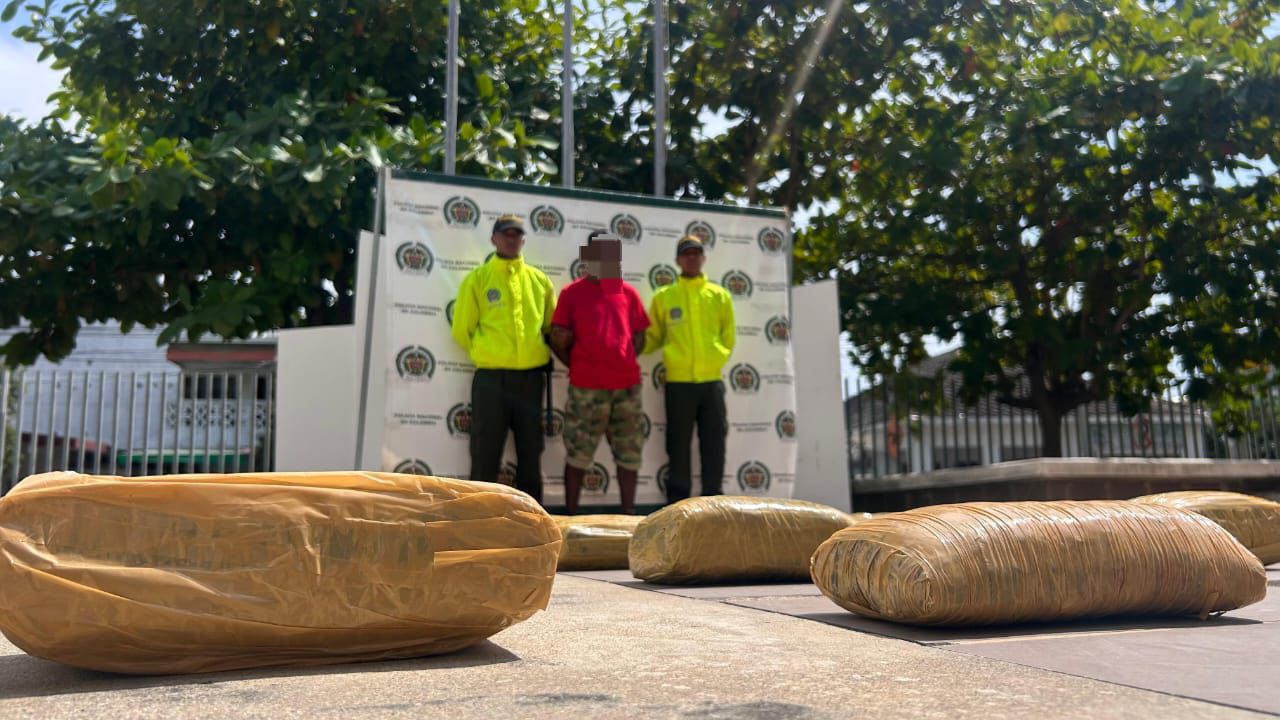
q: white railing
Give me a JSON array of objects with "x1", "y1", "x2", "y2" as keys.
[{"x1": 0, "y1": 369, "x2": 275, "y2": 493}]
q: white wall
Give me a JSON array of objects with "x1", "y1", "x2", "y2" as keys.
[
  {"x1": 0, "y1": 323, "x2": 176, "y2": 372},
  {"x1": 789, "y1": 279, "x2": 850, "y2": 511},
  {"x1": 275, "y1": 325, "x2": 360, "y2": 471}
]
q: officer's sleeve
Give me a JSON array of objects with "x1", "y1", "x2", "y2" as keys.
[
  {"x1": 541, "y1": 275, "x2": 557, "y2": 334},
  {"x1": 641, "y1": 294, "x2": 665, "y2": 355},
  {"x1": 628, "y1": 285, "x2": 651, "y2": 333},
  {"x1": 720, "y1": 292, "x2": 736, "y2": 352},
  {"x1": 451, "y1": 273, "x2": 479, "y2": 353}
]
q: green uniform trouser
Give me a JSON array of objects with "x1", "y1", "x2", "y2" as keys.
[
  {"x1": 470, "y1": 368, "x2": 545, "y2": 503},
  {"x1": 663, "y1": 380, "x2": 727, "y2": 502}
]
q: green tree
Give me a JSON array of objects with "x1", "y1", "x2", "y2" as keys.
[
  {"x1": 582, "y1": 0, "x2": 962, "y2": 205},
  {"x1": 796, "y1": 0, "x2": 1280, "y2": 455},
  {"x1": 0, "y1": 0, "x2": 572, "y2": 364},
  {"x1": 0, "y1": 0, "x2": 956, "y2": 364}
]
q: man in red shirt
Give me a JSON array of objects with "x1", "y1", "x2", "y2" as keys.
[{"x1": 549, "y1": 230, "x2": 650, "y2": 514}]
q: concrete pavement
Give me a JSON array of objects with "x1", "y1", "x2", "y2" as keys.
[{"x1": 0, "y1": 574, "x2": 1268, "y2": 719}]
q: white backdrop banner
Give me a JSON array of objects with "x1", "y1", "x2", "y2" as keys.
[{"x1": 377, "y1": 171, "x2": 796, "y2": 509}]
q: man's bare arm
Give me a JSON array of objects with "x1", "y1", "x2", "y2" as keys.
[{"x1": 550, "y1": 325, "x2": 574, "y2": 367}]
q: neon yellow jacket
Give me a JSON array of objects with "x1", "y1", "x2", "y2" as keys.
[
  {"x1": 643, "y1": 273, "x2": 735, "y2": 382},
  {"x1": 451, "y1": 255, "x2": 556, "y2": 369}
]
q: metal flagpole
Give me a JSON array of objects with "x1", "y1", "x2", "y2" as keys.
[
  {"x1": 445, "y1": 0, "x2": 460, "y2": 175},
  {"x1": 652, "y1": 0, "x2": 666, "y2": 196},
  {"x1": 354, "y1": 166, "x2": 388, "y2": 469},
  {"x1": 562, "y1": 0, "x2": 575, "y2": 188}
]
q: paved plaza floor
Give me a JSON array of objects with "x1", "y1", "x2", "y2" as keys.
[{"x1": 0, "y1": 570, "x2": 1275, "y2": 719}]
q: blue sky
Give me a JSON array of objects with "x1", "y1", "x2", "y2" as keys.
[{"x1": 0, "y1": 11, "x2": 61, "y2": 121}]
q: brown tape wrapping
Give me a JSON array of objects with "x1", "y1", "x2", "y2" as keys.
[
  {"x1": 1132, "y1": 490, "x2": 1280, "y2": 565},
  {"x1": 552, "y1": 514, "x2": 645, "y2": 571},
  {"x1": 0, "y1": 471, "x2": 561, "y2": 674},
  {"x1": 810, "y1": 501, "x2": 1266, "y2": 627},
  {"x1": 628, "y1": 496, "x2": 857, "y2": 584}
]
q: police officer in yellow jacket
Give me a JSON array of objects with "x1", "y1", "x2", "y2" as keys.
[
  {"x1": 643, "y1": 235, "x2": 735, "y2": 502},
  {"x1": 451, "y1": 214, "x2": 556, "y2": 502}
]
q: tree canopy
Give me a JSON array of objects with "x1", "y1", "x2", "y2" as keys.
[
  {"x1": 794, "y1": 0, "x2": 1280, "y2": 452},
  {"x1": 2, "y1": 0, "x2": 1279, "y2": 456},
  {"x1": 0, "y1": 0, "x2": 578, "y2": 363}
]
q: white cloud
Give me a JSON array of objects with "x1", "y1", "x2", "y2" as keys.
[{"x1": 0, "y1": 38, "x2": 63, "y2": 121}]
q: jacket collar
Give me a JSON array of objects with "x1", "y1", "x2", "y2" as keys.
[{"x1": 491, "y1": 254, "x2": 524, "y2": 272}]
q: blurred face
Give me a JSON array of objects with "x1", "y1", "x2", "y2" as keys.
[
  {"x1": 676, "y1": 248, "x2": 705, "y2": 276},
  {"x1": 580, "y1": 236, "x2": 622, "y2": 280},
  {"x1": 491, "y1": 228, "x2": 525, "y2": 258}
]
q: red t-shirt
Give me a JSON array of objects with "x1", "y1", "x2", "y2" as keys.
[{"x1": 552, "y1": 278, "x2": 651, "y2": 389}]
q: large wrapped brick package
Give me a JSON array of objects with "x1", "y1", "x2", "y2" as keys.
[
  {"x1": 0, "y1": 471, "x2": 561, "y2": 674},
  {"x1": 810, "y1": 501, "x2": 1265, "y2": 627},
  {"x1": 1131, "y1": 490, "x2": 1280, "y2": 565},
  {"x1": 552, "y1": 514, "x2": 645, "y2": 571},
  {"x1": 629, "y1": 496, "x2": 856, "y2": 584}
]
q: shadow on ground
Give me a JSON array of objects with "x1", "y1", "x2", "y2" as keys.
[
  {"x1": 792, "y1": 610, "x2": 1261, "y2": 645},
  {"x1": 0, "y1": 639, "x2": 519, "y2": 700}
]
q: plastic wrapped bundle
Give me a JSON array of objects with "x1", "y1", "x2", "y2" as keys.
[
  {"x1": 552, "y1": 514, "x2": 645, "y2": 570},
  {"x1": 1132, "y1": 491, "x2": 1280, "y2": 565},
  {"x1": 629, "y1": 496, "x2": 856, "y2": 583},
  {"x1": 811, "y1": 501, "x2": 1265, "y2": 627},
  {"x1": 0, "y1": 471, "x2": 561, "y2": 674}
]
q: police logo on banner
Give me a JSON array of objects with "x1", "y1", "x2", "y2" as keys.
[
  {"x1": 638, "y1": 412, "x2": 652, "y2": 439},
  {"x1": 530, "y1": 205, "x2": 564, "y2": 235},
  {"x1": 684, "y1": 220, "x2": 716, "y2": 250},
  {"x1": 396, "y1": 346, "x2": 436, "y2": 380},
  {"x1": 648, "y1": 263, "x2": 677, "y2": 290},
  {"x1": 445, "y1": 299, "x2": 456, "y2": 325},
  {"x1": 775, "y1": 410, "x2": 796, "y2": 440},
  {"x1": 655, "y1": 463, "x2": 670, "y2": 493},
  {"x1": 583, "y1": 462, "x2": 611, "y2": 494},
  {"x1": 395, "y1": 242, "x2": 434, "y2": 275},
  {"x1": 757, "y1": 226, "x2": 787, "y2": 254},
  {"x1": 569, "y1": 258, "x2": 589, "y2": 280},
  {"x1": 446, "y1": 403, "x2": 472, "y2": 436},
  {"x1": 610, "y1": 213, "x2": 643, "y2": 243},
  {"x1": 729, "y1": 363, "x2": 760, "y2": 394},
  {"x1": 722, "y1": 270, "x2": 754, "y2": 299},
  {"x1": 737, "y1": 460, "x2": 772, "y2": 492},
  {"x1": 652, "y1": 362, "x2": 667, "y2": 390},
  {"x1": 497, "y1": 462, "x2": 518, "y2": 486},
  {"x1": 443, "y1": 196, "x2": 480, "y2": 227},
  {"x1": 394, "y1": 458, "x2": 433, "y2": 475},
  {"x1": 541, "y1": 408, "x2": 566, "y2": 437},
  {"x1": 765, "y1": 315, "x2": 790, "y2": 344}
]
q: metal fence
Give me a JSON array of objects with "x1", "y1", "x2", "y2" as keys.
[
  {"x1": 844, "y1": 376, "x2": 1280, "y2": 481},
  {"x1": 0, "y1": 369, "x2": 276, "y2": 494}
]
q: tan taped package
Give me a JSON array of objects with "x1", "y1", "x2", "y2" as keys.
[
  {"x1": 1131, "y1": 490, "x2": 1280, "y2": 565},
  {"x1": 552, "y1": 514, "x2": 645, "y2": 571},
  {"x1": 810, "y1": 501, "x2": 1265, "y2": 627},
  {"x1": 629, "y1": 496, "x2": 856, "y2": 583},
  {"x1": 0, "y1": 471, "x2": 561, "y2": 674}
]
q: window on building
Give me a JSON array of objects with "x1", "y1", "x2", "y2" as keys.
[{"x1": 182, "y1": 374, "x2": 269, "y2": 400}]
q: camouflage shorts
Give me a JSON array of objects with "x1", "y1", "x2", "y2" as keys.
[{"x1": 564, "y1": 383, "x2": 644, "y2": 471}]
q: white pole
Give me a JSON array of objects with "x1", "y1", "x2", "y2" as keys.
[
  {"x1": 445, "y1": 0, "x2": 460, "y2": 175},
  {"x1": 562, "y1": 0, "x2": 575, "y2": 188},
  {"x1": 652, "y1": 0, "x2": 666, "y2": 196},
  {"x1": 354, "y1": 166, "x2": 388, "y2": 470}
]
